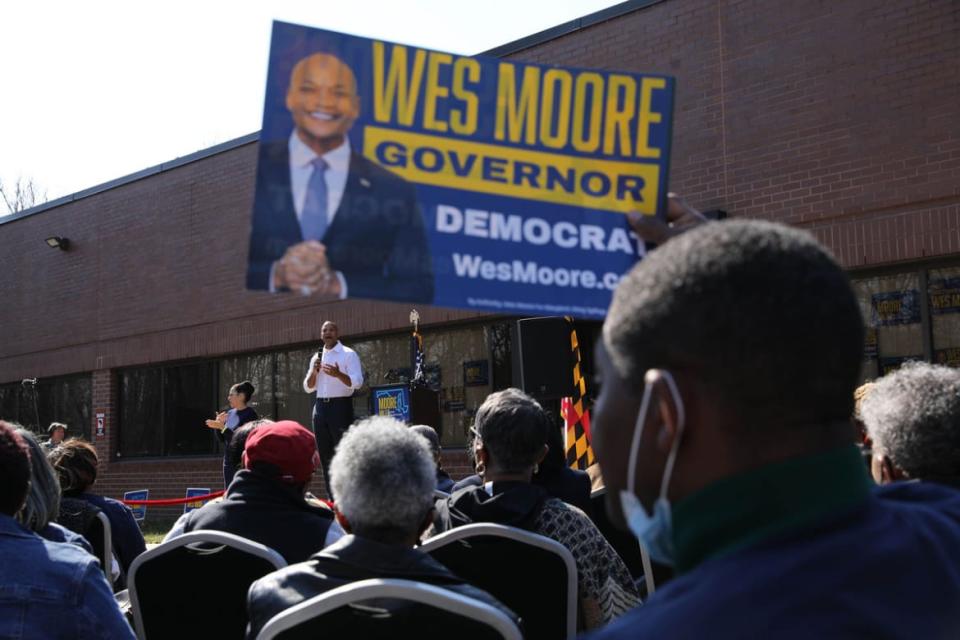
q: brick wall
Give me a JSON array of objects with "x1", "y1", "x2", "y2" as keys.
[
  {"x1": 505, "y1": 0, "x2": 960, "y2": 269},
  {"x1": 0, "y1": 142, "x2": 487, "y2": 384}
]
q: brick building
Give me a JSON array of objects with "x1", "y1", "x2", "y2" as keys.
[{"x1": 1, "y1": 0, "x2": 958, "y2": 519}]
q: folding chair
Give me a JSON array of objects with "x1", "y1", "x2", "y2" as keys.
[
  {"x1": 420, "y1": 522, "x2": 578, "y2": 639},
  {"x1": 94, "y1": 511, "x2": 113, "y2": 587},
  {"x1": 57, "y1": 497, "x2": 112, "y2": 585},
  {"x1": 255, "y1": 578, "x2": 522, "y2": 640},
  {"x1": 128, "y1": 530, "x2": 286, "y2": 640}
]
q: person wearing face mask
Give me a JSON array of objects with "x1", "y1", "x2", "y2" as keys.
[{"x1": 586, "y1": 209, "x2": 960, "y2": 638}]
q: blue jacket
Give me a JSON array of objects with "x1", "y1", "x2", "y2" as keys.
[
  {"x1": 586, "y1": 448, "x2": 960, "y2": 640},
  {"x1": 0, "y1": 514, "x2": 135, "y2": 639},
  {"x1": 40, "y1": 521, "x2": 94, "y2": 553},
  {"x1": 80, "y1": 493, "x2": 146, "y2": 573}
]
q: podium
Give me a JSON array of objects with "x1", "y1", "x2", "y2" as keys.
[
  {"x1": 409, "y1": 386, "x2": 441, "y2": 430},
  {"x1": 369, "y1": 383, "x2": 441, "y2": 431}
]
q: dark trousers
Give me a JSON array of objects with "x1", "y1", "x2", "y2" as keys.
[
  {"x1": 220, "y1": 428, "x2": 236, "y2": 490},
  {"x1": 313, "y1": 396, "x2": 354, "y2": 498}
]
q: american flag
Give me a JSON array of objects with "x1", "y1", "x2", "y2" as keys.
[{"x1": 411, "y1": 328, "x2": 425, "y2": 383}]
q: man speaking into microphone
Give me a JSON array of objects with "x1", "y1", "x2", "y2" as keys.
[{"x1": 303, "y1": 320, "x2": 363, "y2": 496}]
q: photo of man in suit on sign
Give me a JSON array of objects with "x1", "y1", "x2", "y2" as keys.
[{"x1": 247, "y1": 52, "x2": 434, "y2": 303}]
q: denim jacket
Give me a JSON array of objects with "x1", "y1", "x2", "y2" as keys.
[{"x1": 0, "y1": 514, "x2": 134, "y2": 639}]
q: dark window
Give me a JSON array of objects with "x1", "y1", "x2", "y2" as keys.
[
  {"x1": 0, "y1": 375, "x2": 92, "y2": 440},
  {"x1": 0, "y1": 383, "x2": 29, "y2": 427},
  {"x1": 488, "y1": 322, "x2": 513, "y2": 391},
  {"x1": 115, "y1": 320, "x2": 510, "y2": 456},
  {"x1": 164, "y1": 363, "x2": 219, "y2": 456},
  {"x1": 219, "y1": 353, "x2": 276, "y2": 420},
  {"x1": 119, "y1": 368, "x2": 162, "y2": 457},
  {"x1": 118, "y1": 363, "x2": 219, "y2": 458},
  {"x1": 38, "y1": 375, "x2": 92, "y2": 440}
]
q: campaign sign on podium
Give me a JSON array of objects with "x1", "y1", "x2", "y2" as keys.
[{"x1": 371, "y1": 383, "x2": 412, "y2": 422}]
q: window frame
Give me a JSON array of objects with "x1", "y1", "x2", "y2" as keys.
[{"x1": 848, "y1": 257, "x2": 960, "y2": 376}]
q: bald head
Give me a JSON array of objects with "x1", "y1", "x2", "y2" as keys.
[
  {"x1": 286, "y1": 53, "x2": 360, "y2": 155},
  {"x1": 321, "y1": 320, "x2": 340, "y2": 348},
  {"x1": 289, "y1": 53, "x2": 357, "y2": 95}
]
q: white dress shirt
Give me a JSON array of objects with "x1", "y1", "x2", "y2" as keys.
[
  {"x1": 268, "y1": 133, "x2": 352, "y2": 297},
  {"x1": 303, "y1": 341, "x2": 364, "y2": 398},
  {"x1": 288, "y1": 132, "x2": 351, "y2": 226}
]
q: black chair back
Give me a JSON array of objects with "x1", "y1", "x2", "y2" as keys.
[
  {"x1": 420, "y1": 523, "x2": 577, "y2": 639},
  {"x1": 58, "y1": 497, "x2": 110, "y2": 579},
  {"x1": 128, "y1": 531, "x2": 286, "y2": 639},
  {"x1": 257, "y1": 579, "x2": 522, "y2": 640}
]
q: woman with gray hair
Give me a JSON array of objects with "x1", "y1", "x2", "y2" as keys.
[
  {"x1": 860, "y1": 361, "x2": 960, "y2": 487},
  {"x1": 430, "y1": 388, "x2": 641, "y2": 630},
  {"x1": 246, "y1": 416, "x2": 517, "y2": 638},
  {"x1": 13, "y1": 426, "x2": 92, "y2": 552}
]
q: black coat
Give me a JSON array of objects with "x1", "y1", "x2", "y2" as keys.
[
  {"x1": 433, "y1": 481, "x2": 550, "y2": 534},
  {"x1": 182, "y1": 470, "x2": 335, "y2": 564},
  {"x1": 452, "y1": 467, "x2": 592, "y2": 514},
  {"x1": 246, "y1": 140, "x2": 434, "y2": 303},
  {"x1": 246, "y1": 534, "x2": 518, "y2": 638}
]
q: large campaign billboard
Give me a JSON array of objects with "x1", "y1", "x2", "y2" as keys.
[{"x1": 248, "y1": 21, "x2": 675, "y2": 319}]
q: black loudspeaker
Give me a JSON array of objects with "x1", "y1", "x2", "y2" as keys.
[
  {"x1": 410, "y1": 386, "x2": 441, "y2": 431},
  {"x1": 512, "y1": 317, "x2": 571, "y2": 400}
]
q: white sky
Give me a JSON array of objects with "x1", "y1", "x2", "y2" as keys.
[{"x1": 0, "y1": 0, "x2": 619, "y2": 205}]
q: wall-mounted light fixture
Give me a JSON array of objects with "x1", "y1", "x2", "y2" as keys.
[{"x1": 44, "y1": 236, "x2": 70, "y2": 251}]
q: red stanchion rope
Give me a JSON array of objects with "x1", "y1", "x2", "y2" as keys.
[{"x1": 121, "y1": 490, "x2": 225, "y2": 506}]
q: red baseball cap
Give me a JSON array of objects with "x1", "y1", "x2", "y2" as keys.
[{"x1": 242, "y1": 421, "x2": 320, "y2": 484}]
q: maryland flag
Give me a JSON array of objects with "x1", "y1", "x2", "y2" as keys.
[{"x1": 562, "y1": 318, "x2": 597, "y2": 471}]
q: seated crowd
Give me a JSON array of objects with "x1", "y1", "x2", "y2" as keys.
[{"x1": 2, "y1": 201, "x2": 960, "y2": 639}]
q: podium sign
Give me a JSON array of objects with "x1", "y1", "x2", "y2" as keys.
[{"x1": 371, "y1": 384, "x2": 411, "y2": 422}]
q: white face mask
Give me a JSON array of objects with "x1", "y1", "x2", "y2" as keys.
[{"x1": 619, "y1": 369, "x2": 686, "y2": 567}]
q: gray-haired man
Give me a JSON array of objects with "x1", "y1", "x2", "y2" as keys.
[{"x1": 245, "y1": 417, "x2": 516, "y2": 638}]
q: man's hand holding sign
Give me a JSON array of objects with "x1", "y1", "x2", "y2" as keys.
[{"x1": 249, "y1": 22, "x2": 675, "y2": 319}]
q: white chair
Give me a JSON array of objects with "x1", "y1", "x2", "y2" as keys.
[
  {"x1": 128, "y1": 530, "x2": 285, "y2": 640},
  {"x1": 256, "y1": 578, "x2": 523, "y2": 640},
  {"x1": 420, "y1": 522, "x2": 578, "y2": 639},
  {"x1": 94, "y1": 511, "x2": 113, "y2": 586}
]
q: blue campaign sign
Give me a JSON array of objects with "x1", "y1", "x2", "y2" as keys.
[
  {"x1": 183, "y1": 488, "x2": 211, "y2": 515},
  {"x1": 929, "y1": 277, "x2": 960, "y2": 315},
  {"x1": 123, "y1": 489, "x2": 149, "y2": 522},
  {"x1": 872, "y1": 290, "x2": 921, "y2": 326},
  {"x1": 248, "y1": 21, "x2": 675, "y2": 319},
  {"x1": 371, "y1": 384, "x2": 411, "y2": 422}
]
